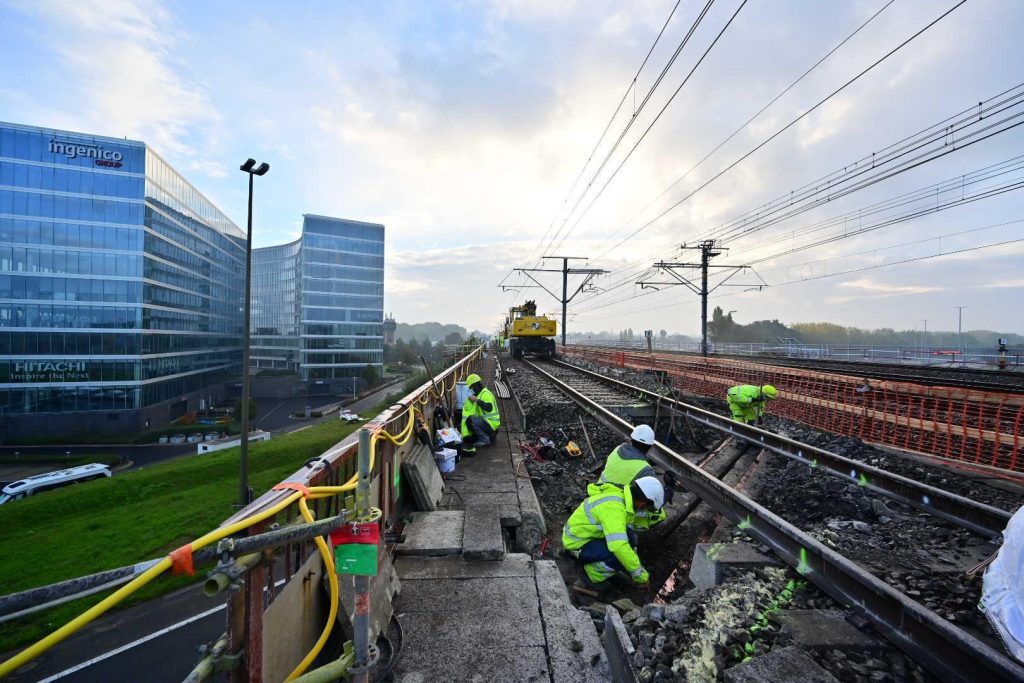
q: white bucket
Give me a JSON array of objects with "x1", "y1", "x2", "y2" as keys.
[
  {"x1": 455, "y1": 381, "x2": 471, "y2": 409},
  {"x1": 434, "y1": 448, "x2": 457, "y2": 474}
]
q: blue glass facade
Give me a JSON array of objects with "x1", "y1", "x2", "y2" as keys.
[
  {"x1": 0, "y1": 122, "x2": 244, "y2": 436},
  {"x1": 253, "y1": 215, "x2": 384, "y2": 381}
]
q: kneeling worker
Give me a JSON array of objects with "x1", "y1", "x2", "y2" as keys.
[
  {"x1": 599, "y1": 424, "x2": 672, "y2": 528},
  {"x1": 726, "y1": 384, "x2": 778, "y2": 425},
  {"x1": 460, "y1": 373, "x2": 500, "y2": 455},
  {"x1": 562, "y1": 476, "x2": 665, "y2": 589}
]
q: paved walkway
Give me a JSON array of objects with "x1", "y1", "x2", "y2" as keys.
[{"x1": 391, "y1": 358, "x2": 611, "y2": 682}]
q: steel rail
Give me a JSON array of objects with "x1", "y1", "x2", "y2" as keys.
[
  {"x1": 543, "y1": 358, "x2": 1012, "y2": 538},
  {"x1": 522, "y1": 359, "x2": 1024, "y2": 683}
]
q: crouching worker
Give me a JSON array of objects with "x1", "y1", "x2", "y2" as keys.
[
  {"x1": 460, "y1": 373, "x2": 500, "y2": 456},
  {"x1": 726, "y1": 384, "x2": 778, "y2": 425},
  {"x1": 562, "y1": 476, "x2": 665, "y2": 590},
  {"x1": 599, "y1": 424, "x2": 670, "y2": 529}
]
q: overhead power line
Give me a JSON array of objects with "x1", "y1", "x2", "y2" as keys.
[
  {"x1": 599, "y1": 0, "x2": 897, "y2": 249},
  {"x1": 537, "y1": 0, "x2": 721, "y2": 260},
  {"x1": 574, "y1": 80, "x2": 1023, "y2": 312},
  {"x1": 525, "y1": 0, "x2": 686, "y2": 266},
  {"x1": 547, "y1": 0, "x2": 749, "y2": 256},
  {"x1": 572, "y1": 228, "x2": 1024, "y2": 324},
  {"x1": 590, "y1": 0, "x2": 968, "y2": 263}
]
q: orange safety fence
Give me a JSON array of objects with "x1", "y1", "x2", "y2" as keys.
[{"x1": 563, "y1": 345, "x2": 1024, "y2": 476}]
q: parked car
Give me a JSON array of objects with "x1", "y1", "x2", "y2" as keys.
[{"x1": 339, "y1": 409, "x2": 361, "y2": 423}]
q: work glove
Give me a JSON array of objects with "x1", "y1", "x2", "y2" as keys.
[{"x1": 633, "y1": 568, "x2": 650, "y2": 585}]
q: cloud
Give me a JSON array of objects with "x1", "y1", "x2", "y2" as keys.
[
  {"x1": 838, "y1": 279, "x2": 943, "y2": 295},
  {"x1": 10, "y1": 0, "x2": 223, "y2": 163}
]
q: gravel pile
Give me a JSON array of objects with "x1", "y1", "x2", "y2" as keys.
[
  {"x1": 617, "y1": 565, "x2": 932, "y2": 682},
  {"x1": 778, "y1": 422, "x2": 1024, "y2": 512},
  {"x1": 750, "y1": 443, "x2": 1010, "y2": 645}
]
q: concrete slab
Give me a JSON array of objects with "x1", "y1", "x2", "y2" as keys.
[
  {"x1": 534, "y1": 560, "x2": 612, "y2": 682},
  {"x1": 395, "y1": 553, "x2": 535, "y2": 580},
  {"x1": 397, "y1": 510, "x2": 464, "y2": 556},
  {"x1": 395, "y1": 576, "x2": 539, "y2": 613},
  {"x1": 457, "y1": 491, "x2": 521, "y2": 508},
  {"x1": 447, "y1": 478, "x2": 519, "y2": 494},
  {"x1": 396, "y1": 606, "x2": 546, "y2": 649},
  {"x1": 723, "y1": 646, "x2": 840, "y2": 683},
  {"x1": 462, "y1": 510, "x2": 506, "y2": 561},
  {"x1": 776, "y1": 610, "x2": 885, "y2": 651},
  {"x1": 603, "y1": 605, "x2": 639, "y2": 683},
  {"x1": 393, "y1": 645, "x2": 549, "y2": 683},
  {"x1": 402, "y1": 444, "x2": 444, "y2": 511},
  {"x1": 689, "y1": 542, "x2": 778, "y2": 590}
]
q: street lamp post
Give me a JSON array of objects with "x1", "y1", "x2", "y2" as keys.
[{"x1": 238, "y1": 158, "x2": 269, "y2": 508}]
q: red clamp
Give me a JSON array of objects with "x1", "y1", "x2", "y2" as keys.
[
  {"x1": 273, "y1": 482, "x2": 311, "y2": 497},
  {"x1": 170, "y1": 543, "x2": 195, "y2": 576}
]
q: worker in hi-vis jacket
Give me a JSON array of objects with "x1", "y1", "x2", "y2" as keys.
[
  {"x1": 460, "y1": 373, "x2": 500, "y2": 456},
  {"x1": 726, "y1": 384, "x2": 778, "y2": 425}
]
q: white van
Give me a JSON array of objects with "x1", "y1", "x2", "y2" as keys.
[{"x1": 0, "y1": 463, "x2": 112, "y2": 505}]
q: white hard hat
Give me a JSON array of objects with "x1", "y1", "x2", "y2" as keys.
[
  {"x1": 634, "y1": 476, "x2": 665, "y2": 510},
  {"x1": 631, "y1": 424, "x2": 656, "y2": 446}
]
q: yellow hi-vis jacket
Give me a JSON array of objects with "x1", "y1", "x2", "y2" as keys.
[
  {"x1": 461, "y1": 386, "x2": 500, "y2": 437},
  {"x1": 727, "y1": 384, "x2": 765, "y2": 423},
  {"x1": 562, "y1": 482, "x2": 649, "y2": 583},
  {"x1": 597, "y1": 442, "x2": 666, "y2": 529}
]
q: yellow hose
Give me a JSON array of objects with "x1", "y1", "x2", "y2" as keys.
[
  {"x1": 284, "y1": 497, "x2": 339, "y2": 681},
  {"x1": 0, "y1": 390, "x2": 443, "y2": 677},
  {"x1": 0, "y1": 490, "x2": 303, "y2": 678}
]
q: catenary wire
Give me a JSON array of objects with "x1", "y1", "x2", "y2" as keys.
[{"x1": 588, "y1": 0, "x2": 968, "y2": 264}]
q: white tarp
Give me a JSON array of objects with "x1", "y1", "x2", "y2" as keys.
[{"x1": 983, "y1": 505, "x2": 1024, "y2": 662}]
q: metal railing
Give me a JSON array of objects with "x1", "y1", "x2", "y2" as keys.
[
  {"x1": 566, "y1": 338, "x2": 1024, "y2": 370},
  {"x1": 0, "y1": 346, "x2": 484, "y2": 683}
]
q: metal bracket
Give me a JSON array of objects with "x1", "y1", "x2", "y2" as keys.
[
  {"x1": 354, "y1": 507, "x2": 383, "y2": 524},
  {"x1": 347, "y1": 643, "x2": 381, "y2": 675}
]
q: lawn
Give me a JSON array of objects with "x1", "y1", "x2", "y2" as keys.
[{"x1": 0, "y1": 419, "x2": 362, "y2": 653}]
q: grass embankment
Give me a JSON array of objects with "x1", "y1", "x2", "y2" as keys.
[{"x1": 0, "y1": 419, "x2": 361, "y2": 654}]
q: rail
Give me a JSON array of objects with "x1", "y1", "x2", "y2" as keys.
[
  {"x1": 0, "y1": 346, "x2": 485, "y2": 682},
  {"x1": 522, "y1": 358, "x2": 1024, "y2": 683},
  {"x1": 534, "y1": 358, "x2": 1012, "y2": 537},
  {"x1": 564, "y1": 345, "x2": 1024, "y2": 476}
]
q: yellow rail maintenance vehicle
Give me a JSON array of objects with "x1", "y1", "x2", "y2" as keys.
[{"x1": 505, "y1": 300, "x2": 557, "y2": 359}]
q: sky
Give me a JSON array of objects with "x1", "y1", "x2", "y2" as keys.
[{"x1": 1, "y1": 0, "x2": 1022, "y2": 337}]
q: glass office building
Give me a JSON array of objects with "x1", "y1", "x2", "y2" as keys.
[
  {"x1": 253, "y1": 215, "x2": 384, "y2": 384},
  {"x1": 0, "y1": 122, "x2": 245, "y2": 439}
]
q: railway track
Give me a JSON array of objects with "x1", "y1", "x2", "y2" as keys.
[{"x1": 515, "y1": 356, "x2": 1024, "y2": 683}]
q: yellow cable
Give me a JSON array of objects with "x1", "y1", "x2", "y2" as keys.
[
  {"x1": 285, "y1": 498, "x2": 339, "y2": 681},
  {"x1": 0, "y1": 491, "x2": 303, "y2": 678}
]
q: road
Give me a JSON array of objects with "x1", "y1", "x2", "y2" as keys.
[{"x1": 4, "y1": 580, "x2": 226, "y2": 682}]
